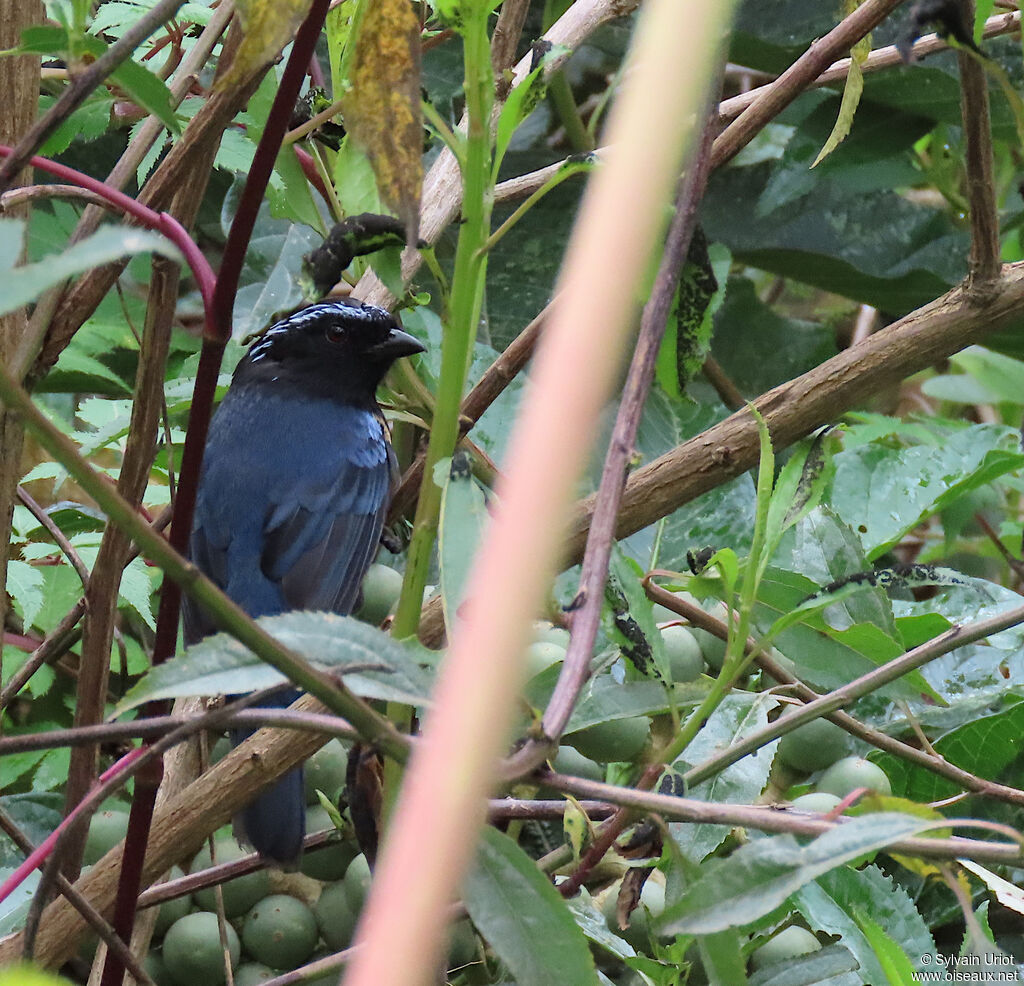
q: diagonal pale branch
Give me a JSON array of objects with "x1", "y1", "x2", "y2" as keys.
[{"x1": 356, "y1": 0, "x2": 643, "y2": 307}]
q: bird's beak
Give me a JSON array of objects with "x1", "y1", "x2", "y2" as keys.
[{"x1": 369, "y1": 326, "x2": 426, "y2": 360}]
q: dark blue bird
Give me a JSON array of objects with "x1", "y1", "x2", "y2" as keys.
[{"x1": 182, "y1": 299, "x2": 424, "y2": 867}]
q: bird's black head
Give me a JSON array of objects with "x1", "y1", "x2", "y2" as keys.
[{"x1": 234, "y1": 299, "x2": 425, "y2": 404}]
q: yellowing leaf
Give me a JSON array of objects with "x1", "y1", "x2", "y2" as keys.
[
  {"x1": 341, "y1": 0, "x2": 423, "y2": 246},
  {"x1": 217, "y1": 0, "x2": 312, "y2": 91}
]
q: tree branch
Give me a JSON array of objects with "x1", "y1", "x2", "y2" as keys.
[{"x1": 0, "y1": 0, "x2": 187, "y2": 192}]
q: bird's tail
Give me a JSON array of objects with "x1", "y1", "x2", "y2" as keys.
[
  {"x1": 230, "y1": 689, "x2": 306, "y2": 869},
  {"x1": 235, "y1": 767, "x2": 306, "y2": 870}
]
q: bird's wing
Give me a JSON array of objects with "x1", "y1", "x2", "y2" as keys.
[{"x1": 261, "y1": 408, "x2": 392, "y2": 614}]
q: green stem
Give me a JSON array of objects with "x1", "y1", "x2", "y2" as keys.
[
  {"x1": 381, "y1": 4, "x2": 496, "y2": 811},
  {"x1": 547, "y1": 70, "x2": 592, "y2": 153},
  {"x1": 481, "y1": 163, "x2": 585, "y2": 254},
  {"x1": 392, "y1": 7, "x2": 495, "y2": 643}
]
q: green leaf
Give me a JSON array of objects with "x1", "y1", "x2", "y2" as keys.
[
  {"x1": 671, "y1": 692, "x2": 780, "y2": 862},
  {"x1": 438, "y1": 451, "x2": 490, "y2": 636},
  {"x1": 0, "y1": 794, "x2": 62, "y2": 867},
  {"x1": 7, "y1": 560, "x2": 44, "y2": 630},
  {"x1": 793, "y1": 865, "x2": 934, "y2": 984},
  {"x1": 710, "y1": 277, "x2": 837, "y2": 397},
  {"x1": 747, "y1": 944, "x2": 861, "y2": 986},
  {"x1": 810, "y1": 2, "x2": 868, "y2": 168},
  {"x1": 267, "y1": 146, "x2": 325, "y2": 233},
  {"x1": 522, "y1": 670, "x2": 707, "y2": 733},
  {"x1": 463, "y1": 827, "x2": 601, "y2": 986},
  {"x1": 493, "y1": 50, "x2": 563, "y2": 177},
  {"x1": 0, "y1": 219, "x2": 181, "y2": 319},
  {"x1": 562, "y1": 889, "x2": 639, "y2": 961},
  {"x1": 852, "y1": 911, "x2": 919, "y2": 985},
  {"x1": 762, "y1": 434, "x2": 836, "y2": 571},
  {"x1": 698, "y1": 929, "x2": 751, "y2": 985},
  {"x1": 108, "y1": 54, "x2": 180, "y2": 133},
  {"x1": 830, "y1": 424, "x2": 1024, "y2": 560},
  {"x1": 604, "y1": 545, "x2": 668, "y2": 682},
  {"x1": 875, "y1": 699, "x2": 1024, "y2": 803},
  {"x1": 657, "y1": 813, "x2": 934, "y2": 935},
  {"x1": 753, "y1": 566, "x2": 938, "y2": 700},
  {"x1": 655, "y1": 237, "x2": 730, "y2": 401},
  {"x1": 114, "y1": 612, "x2": 434, "y2": 713},
  {"x1": 38, "y1": 94, "x2": 113, "y2": 155}
]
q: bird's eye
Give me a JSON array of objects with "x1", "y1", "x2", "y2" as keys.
[{"x1": 325, "y1": 324, "x2": 347, "y2": 344}]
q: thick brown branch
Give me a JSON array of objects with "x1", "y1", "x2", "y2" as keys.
[
  {"x1": 958, "y1": 43, "x2": 1000, "y2": 286},
  {"x1": 419, "y1": 264, "x2": 1024, "y2": 645}
]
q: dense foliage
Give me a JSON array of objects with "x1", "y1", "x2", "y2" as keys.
[{"x1": 3, "y1": 1, "x2": 1024, "y2": 984}]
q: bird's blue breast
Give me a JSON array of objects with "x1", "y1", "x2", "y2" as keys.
[{"x1": 186, "y1": 386, "x2": 390, "y2": 635}]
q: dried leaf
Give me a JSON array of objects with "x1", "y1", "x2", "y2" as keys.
[
  {"x1": 342, "y1": 0, "x2": 423, "y2": 246},
  {"x1": 217, "y1": 0, "x2": 312, "y2": 91}
]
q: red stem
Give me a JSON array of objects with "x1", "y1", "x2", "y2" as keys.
[
  {"x1": 0, "y1": 747, "x2": 148, "y2": 905},
  {"x1": 0, "y1": 146, "x2": 217, "y2": 329},
  {"x1": 104, "y1": 4, "x2": 334, "y2": 981}
]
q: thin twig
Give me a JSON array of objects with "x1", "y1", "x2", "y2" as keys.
[
  {"x1": 0, "y1": 808, "x2": 154, "y2": 986},
  {"x1": 519, "y1": 66, "x2": 725, "y2": 777},
  {"x1": 644, "y1": 582, "x2": 1024, "y2": 808},
  {"x1": 0, "y1": 0, "x2": 188, "y2": 192},
  {"x1": 16, "y1": 486, "x2": 90, "y2": 586},
  {"x1": 491, "y1": 0, "x2": 532, "y2": 79},
  {"x1": 0, "y1": 708, "x2": 358, "y2": 756},
  {"x1": 387, "y1": 308, "x2": 546, "y2": 523},
  {"x1": 0, "y1": 184, "x2": 117, "y2": 213},
  {"x1": 542, "y1": 770, "x2": 1024, "y2": 867}
]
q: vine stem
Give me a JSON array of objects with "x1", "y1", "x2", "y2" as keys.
[{"x1": 504, "y1": 66, "x2": 726, "y2": 781}]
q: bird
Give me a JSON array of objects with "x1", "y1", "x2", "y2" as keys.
[{"x1": 182, "y1": 298, "x2": 425, "y2": 867}]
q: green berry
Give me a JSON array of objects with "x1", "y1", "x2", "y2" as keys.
[
  {"x1": 551, "y1": 745, "x2": 604, "y2": 782},
  {"x1": 342, "y1": 853, "x2": 372, "y2": 912},
  {"x1": 304, "y1": 738, "x2": 349, "y2": 806},
  {"x1": 84, "y1": 810, "x2": 129, "y2": 866},
  {"x1": 566, "y1": 717, "x2": 650, "y2": 763},
  {"x1": 299, "y1": 805, "x2": 357, "y2": 882},
  {"x1": 816, "y1": 757, "x2": 891, "y2": 798},
  {"x1": 524, "y1": 641, "x2": 566, "y2": 679},
  {"x1": 777, "y1": 714, "x2": 849, "y2": 773},
  {"x1": 162, "y1": 912, "x2": 240, "y2": 986},
  {"x1": 660, "y1": 624, "x2": 704, "y2": 682},
  {"x1": 355, "y1": 564, "x2": 403, "y2": 625},
  {"x1": 789, "y1": 792, "x2": 842, "y2": 814},
  {"x1": 242, "y1": 894, "x2": 318, "y2": 971},
  {"x1": 314, "y1": 881, "x2": 360, "y2": 951},
  {"x1": 750, "y1": 926, "x2": 821, "y2": 970},
  {"x1": 153, "y1": 867, "x2": 191, "y2": 938},
  {"x1": 192, "y1": 837, "x2": 270, "y2": 918},
  {"x1": 234, "y1": 962, "x2": 277, "y2": 986}
]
